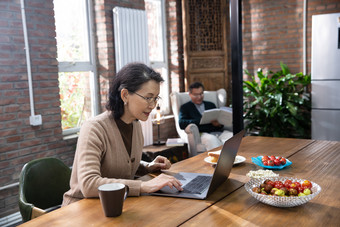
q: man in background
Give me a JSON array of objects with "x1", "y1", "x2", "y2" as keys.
[{"x1": 178, "y1": 82, "x2": 232, "y2": 150}]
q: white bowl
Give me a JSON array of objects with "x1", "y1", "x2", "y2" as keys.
[{"x1": 245, "y1": 177, "x2": 321, "y2": 207}]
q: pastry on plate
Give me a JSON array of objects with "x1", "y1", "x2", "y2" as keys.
[{"x1": 207, "y1": 150, "x2": 221, "y2": 163}]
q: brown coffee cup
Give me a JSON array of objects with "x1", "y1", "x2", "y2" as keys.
[{"x1": 98, "y1": 183, "x2": 129, "y2": 217}]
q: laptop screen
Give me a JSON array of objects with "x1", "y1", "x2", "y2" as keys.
[{"x1": 207, "y1": 129, "x2": 245, "y2": 196}]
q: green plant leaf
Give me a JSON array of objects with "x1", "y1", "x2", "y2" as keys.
[
  {"x1": 280, "y1": 62, "x2": 290, "y2": 75},
  {"x1": 243, "y1": 63, "x2": 311, "y2": 138}
]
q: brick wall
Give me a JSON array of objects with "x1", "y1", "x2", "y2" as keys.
[
  {"x1": 0, "y1": 0, "x2": 151, "y2": 218},
  {"x1": 242, "y1": 0, "x2": 340, "y2": 79},
  {"x1": 0, "y1": 0, "x2": 77, "y2": 217},
  {"x1": 1, "y1": 0, "x2": 339, "y2": 219}
]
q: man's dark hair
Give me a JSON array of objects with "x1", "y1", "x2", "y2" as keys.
[
  {"x1": 106, "y1": 62, "x2": 164, "y2": 119},
  {"x1": 189, "y1": 82, "x2": 204, "y2": 93}
]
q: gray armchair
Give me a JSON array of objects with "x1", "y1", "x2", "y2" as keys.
[{"x1": 170, "y1": 89, "x2": 231, "y2": 157}]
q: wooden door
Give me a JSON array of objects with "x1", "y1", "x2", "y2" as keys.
[{"x1": 182, "y1": 0, "x2": 228, "y2": 91}]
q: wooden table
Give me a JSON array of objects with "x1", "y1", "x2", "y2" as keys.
[
  {"x1": 18, "y1": 136, "x2": 340, "y2": 227},
  {"x1": 183, "y1": 139, "x2": 340, "y2": 227}
]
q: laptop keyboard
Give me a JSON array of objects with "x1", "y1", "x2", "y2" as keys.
[{"x1": 182, "y1": 175, "x2": 211, "y2": 194}]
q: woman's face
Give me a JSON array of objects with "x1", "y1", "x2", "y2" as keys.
[{"x1": 121, "y1": 80, "x2": 160, "y2": 123}]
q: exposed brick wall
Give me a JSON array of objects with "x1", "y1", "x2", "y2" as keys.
[
  {"x1": 0, "y1": 0, "x2": 147, "y2": 218},
  {"x1": 242, "y1": 0, "x2": 340, "y2": 80},
  {"x1": 1, "y1": 0, "x2": 339, "y2": 219},
  {"x1": 0, "y1": 0, "x2": 77, "y2": 217},
  {"x1": 242, "y1": 0, "x2": 309, "y2": 75}
]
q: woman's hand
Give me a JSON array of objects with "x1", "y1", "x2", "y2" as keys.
[
  {"x1": 140, "y1": 173, "x2": 183, "y2": 193},
  {"x1": 146, "y1": 155, "x2": 171, "y2": 173}
]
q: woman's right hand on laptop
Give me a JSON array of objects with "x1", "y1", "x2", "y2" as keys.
[{"x1": 141, "y1": 173, "x2": 183, "y2": 193}]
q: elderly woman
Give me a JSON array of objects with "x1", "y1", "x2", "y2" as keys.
[{"x1": 62, "y1": 63, "x2": 182, "y2": 206}]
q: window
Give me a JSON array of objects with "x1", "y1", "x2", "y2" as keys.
[
  {"x1": 53, "y1": 0, "x2": 99, "y2": 135},
  {"x1": 145, "y1": 0, "x2": 170, "y2": 114}
]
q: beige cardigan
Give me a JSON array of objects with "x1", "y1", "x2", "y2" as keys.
[{"x1": 62, "y1": 111, "x2": 146, "y2": 206}]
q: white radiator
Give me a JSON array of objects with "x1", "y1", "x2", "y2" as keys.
[{"x1": 113, "y1": 7, "x2": 153, "y2": 146}]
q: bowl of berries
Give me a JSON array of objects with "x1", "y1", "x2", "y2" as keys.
[
  {"x1": 251, "y1": 155, "x2": 292, "y2": 170},
  {"x1": 245, "y1": 177, "x2": 321, "y2": 207}
]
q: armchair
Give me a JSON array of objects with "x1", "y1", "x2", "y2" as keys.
[{"x1": 170, "y1": 88, "x2": 232, "y2": 157}]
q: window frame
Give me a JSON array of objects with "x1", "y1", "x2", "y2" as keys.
[
  {"x1": 146, "y1": 0, "x2": 170, "y2": 114},
  {"x1": 54, "y1": 0, "x2": 99, "y2": 136}
]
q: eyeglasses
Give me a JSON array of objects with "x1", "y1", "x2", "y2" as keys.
[
  {"x1": 191, "y1": 93, "x2": 204, "y2": 98},
  {"x1": 129, "y1": 91, "x2": 161, "y2": 104}
]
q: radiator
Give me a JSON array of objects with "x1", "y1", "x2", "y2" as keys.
[{"x1": 113, "y1": 7, "x2": 153, "y2": 146}]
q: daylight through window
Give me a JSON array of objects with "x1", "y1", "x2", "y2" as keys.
[{"x1": 54, "y1": 0, "x2": 98, "y2": 134}]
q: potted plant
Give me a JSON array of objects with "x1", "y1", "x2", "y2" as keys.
[{"x1": 243, "y1": 62, "x2": 311, "y2": 138}]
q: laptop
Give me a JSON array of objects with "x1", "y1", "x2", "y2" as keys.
[{"x1": 149, "y1": 129, "x2": 245, "y2": 199}]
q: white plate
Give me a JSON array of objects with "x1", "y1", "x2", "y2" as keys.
[
  {"x1": 234, "y1": 155, "x2": 246, "y2": 165},
  {"x1": 204, "y1": 155, "x2": 246, "y2": 165}
]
